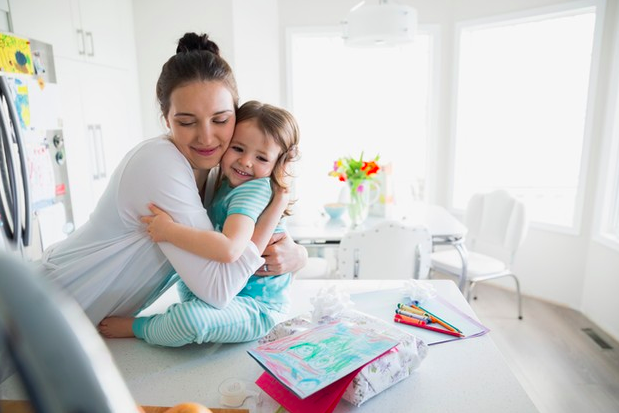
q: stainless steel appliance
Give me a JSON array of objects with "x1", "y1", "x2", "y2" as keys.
[{"x1": 0, "y1": 32, "x2": 74, "y2": 259}]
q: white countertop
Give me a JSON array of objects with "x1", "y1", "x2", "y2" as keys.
[
  {"x1": 114, "y1": 280, "x2": 536, "y2": 412},
  {"x1": 0, "y1": 279, "x2": 536, "y2": 412}
]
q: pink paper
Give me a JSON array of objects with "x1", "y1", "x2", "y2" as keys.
[{"x1": 256, "y1": 367, "x2": 360, "y2": 413}]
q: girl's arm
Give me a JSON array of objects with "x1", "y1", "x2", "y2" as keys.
[
  {"x1": 142, "y1": 204, "x2": 255, "y2": 263},
  {"x1": 251, "y1": 187, "x2": 289, "y2": 253}
]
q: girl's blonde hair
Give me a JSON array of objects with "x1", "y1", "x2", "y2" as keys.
[{"x1": 236, "y1": 100, "x2": 300, "y2": 216}]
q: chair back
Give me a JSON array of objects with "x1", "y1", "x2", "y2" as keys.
[
  {"x1": 0, "y1": 253, "x2": 139, "y2": 411},
  {"x1": 337, "y1": 221, "x2": 432, "y2": 280},
  {"x1": 464, "y1": 190, "x2": 527, "y2": 264}
]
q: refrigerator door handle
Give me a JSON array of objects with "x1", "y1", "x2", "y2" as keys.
[
  {"x1": 76, "y1": 29, "x2": 86, "y2": 55},
  {"x1": 0, "y1": 76, "x2": 32, "y2": 246},
  {"x1": 0, "y1": 91, "x2": 18, "y2": 244},
  {"x1": 0, "y1": 77, "x2": 31, "y2": 247}
]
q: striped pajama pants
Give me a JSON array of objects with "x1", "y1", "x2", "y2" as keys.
[{"x1": 132, "y1": 283, "x2": 285, "y2": 347}]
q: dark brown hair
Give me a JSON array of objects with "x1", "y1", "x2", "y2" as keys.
[{"x1": 156, "y1": 32, "x2": 239, "y2": 118}]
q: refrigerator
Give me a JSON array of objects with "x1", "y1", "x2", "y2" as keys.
[{"x1": 0, "y1": 32, "x2": 74, "y2": 261}]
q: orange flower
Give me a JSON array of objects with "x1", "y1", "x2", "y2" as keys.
[{"x1": 361, "y1": 161, "x2": 380, "y2": 176}]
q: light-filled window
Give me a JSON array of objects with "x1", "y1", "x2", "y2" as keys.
[
  {"x1": 451, "y1": 4, "x2": 600, "y2": 230},
  {"x1": 288, "y1": 29, "x2": 435, "y2": 218}
]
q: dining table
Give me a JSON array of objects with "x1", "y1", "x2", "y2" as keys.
[{"x1": 288, "y1": 202, "x2": 470, "y2": 290}]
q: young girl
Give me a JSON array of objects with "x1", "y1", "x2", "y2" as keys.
[{"x1": 99, "y1": 100, "x2": 300, "y2": 347}]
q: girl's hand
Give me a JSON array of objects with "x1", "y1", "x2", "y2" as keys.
[
  {"x1": 271, "y1": 179, "x2": 291, "y2": 207},
  {"x1": 140, "y1": 204, "x2": 175, "y2": 242}
]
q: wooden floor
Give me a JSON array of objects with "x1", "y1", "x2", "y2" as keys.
[{"x1": 468, "y1": 283, "x2": 619, "y2": 413}]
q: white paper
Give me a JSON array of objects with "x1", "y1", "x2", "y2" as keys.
[
  {"x1": 36, "y1": 202, "x2": 68, "y2": 251},
  {"x1": 27, "y1": 79, "x2": 62, "y2": 130},
  {"x1": 26, "y1": 142, "x2": 56, "y2": 206}
]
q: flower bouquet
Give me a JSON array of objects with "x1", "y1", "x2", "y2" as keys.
[{"x1": 329, "y1": 153, "x2": 380, "y2": 226}]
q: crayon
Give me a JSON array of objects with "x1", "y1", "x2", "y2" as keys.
[
  {"x1": 394, "y1": 315, "x2": 464, "y2": 338},
  {"x1": 397, "y1": 303, "x2": 426, "y2": 316},
  {"x1": 395, "y1": 313, "x2": 428, "y2": 325},
  {"x1": 395, "y1": 309, "x2": 430, "y2": 323},
  {"x1": 413, "y1": 304, "x2": 463, "y2": 333}
]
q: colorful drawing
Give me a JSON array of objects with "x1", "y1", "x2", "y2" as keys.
[
  {"x1": 248, "y1": 320, "x2": 397, "y2": 399},
  {"x1": 7, "y1": 78, "x2": 30, "y2": 130},
  {"x1": 0, "y1": 33, "x2": 34, "y2": 75}
]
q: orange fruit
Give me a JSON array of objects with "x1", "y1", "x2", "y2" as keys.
[{"x1": 163, "y1": 402, "x2": 212, "y2": 413}]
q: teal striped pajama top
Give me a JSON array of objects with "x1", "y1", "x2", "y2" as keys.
[{"x1": 133, "y1": 177, "x2": 291, "y2": 346}]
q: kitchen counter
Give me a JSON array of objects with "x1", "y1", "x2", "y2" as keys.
[{"x1": 1, "y1": 279, "x2": 537, "y2": 412}]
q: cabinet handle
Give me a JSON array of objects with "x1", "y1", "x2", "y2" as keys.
[
  {"x1": 85, "y1": 31, "x2": 95, "y2": 57},
  {"x1": 76, "y1": 29, "x2": 86, "y2": 55},
  {"x1": 88, "y1": 125, "x2": 99, "y2": 179},
  {"x1": 95, "y1": 125, "x2": 106, "y2": 178}
]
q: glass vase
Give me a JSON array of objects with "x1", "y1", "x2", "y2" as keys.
[{"x1": 348, "y1": 182, "x2": 371, "y2": 227}]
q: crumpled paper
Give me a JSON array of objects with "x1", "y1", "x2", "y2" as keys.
[
  {"x1": 309, "y1": 285, "x2": 355, "y2": 323},
  {"x1": 401, "y1": 279, "x2": 437, "y2": 304}
]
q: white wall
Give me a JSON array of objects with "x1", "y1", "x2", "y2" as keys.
[
  {"x1": 131, "y1": 0, "x2": 235, "y2": 139},
  {"x1": 130, "y1": 0, "x2": 619, "y2": 339},
  {"x1": 582, "y1": 0, "x2": 619, "y2": 340},
  {"x1": 232, "y1": 0, "x2": 281, "y2": 105}
]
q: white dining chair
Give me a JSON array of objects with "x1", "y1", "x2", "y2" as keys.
[
  {"x1": 430, "y1": 190, "x2": 527, "y2": 319},
  {"x1": 294, "y1": 255, "x2": 333, "y2": 279},
  {"x1": 336, "y1": 220, "x2": 432, "y2": 280}
]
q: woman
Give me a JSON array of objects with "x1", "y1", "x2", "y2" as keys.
[{"x1": 39, "y1": 32, "x2": 307, "y2": 325}]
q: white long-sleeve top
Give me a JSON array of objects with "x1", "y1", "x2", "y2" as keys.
[{"x1": 40, "y1": 136, "x2": 264, "y2": 324}]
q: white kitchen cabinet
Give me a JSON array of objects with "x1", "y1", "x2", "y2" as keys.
[
  {"x1": 8, "y1": 0, "x2": 77, "y2": 60},
  {"x1": 9, "y1": 0, "x2": 143, "y2": 228},
  {"x1": 55, "y1": 58, "x2": 141, "y2": 227},
  {"x1": 9, "y1": 0, "x2": 133, "y2": 69}
]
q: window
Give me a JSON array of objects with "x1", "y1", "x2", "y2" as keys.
[
  {"x1": 287, "y1": 29, "x2": 435, "y2": 218},
  {"x1": 451, "y1": 3, "x2": 600, "y2": 230}
]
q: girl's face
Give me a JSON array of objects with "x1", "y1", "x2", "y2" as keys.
[
  {"x1": 221, "y1": 119, "x2": 281, "y2": 188},
  {"x1": 166, "y1": 80, "x2": 236, "y2": 171}
]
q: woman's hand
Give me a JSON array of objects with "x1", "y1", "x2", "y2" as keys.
[
  {"x1": 140, "y1": 203, "x2": 175, "y2": 242},
  {"x1": 255, "y1": 232, "x2": 308, "y2": 276}
]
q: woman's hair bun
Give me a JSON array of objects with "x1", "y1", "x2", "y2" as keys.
[{"x1": 176, "y1": 32, "x2": 220, "y2": 56}]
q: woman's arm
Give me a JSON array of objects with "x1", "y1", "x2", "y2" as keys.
[
  {"x1": 119, "y1": 139, "x2": 264, "y2": 309},
  {"x1": 143, "y1": 204, "x2": 255, "y2": 263}
]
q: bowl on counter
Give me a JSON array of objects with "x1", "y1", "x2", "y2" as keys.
[{"x1": 323, "y1": 202, "x2": 347, "y2": 220}]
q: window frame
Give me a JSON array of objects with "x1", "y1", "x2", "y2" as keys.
[
  {"x1": 593, "y1": 2, "x2": 619, "y2": 251},
  {"x1": 284, "y1": 24, "x2": 441, "y2": 205},
  {"x1": 448, "y1": 0, "x2": 607, "y2": 235}
]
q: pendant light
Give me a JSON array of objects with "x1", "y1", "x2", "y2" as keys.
[{"x1": 342, "y1": 0, "x2": 418, "y2": 47}]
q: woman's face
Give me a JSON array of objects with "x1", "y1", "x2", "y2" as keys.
[{"x1": 165, "y1": 81, "x2": 236, "y2": 171}]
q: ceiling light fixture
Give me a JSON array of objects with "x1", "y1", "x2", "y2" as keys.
[{"x1": 342, "y1": 0, "x2": 418, "y2": 47}]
